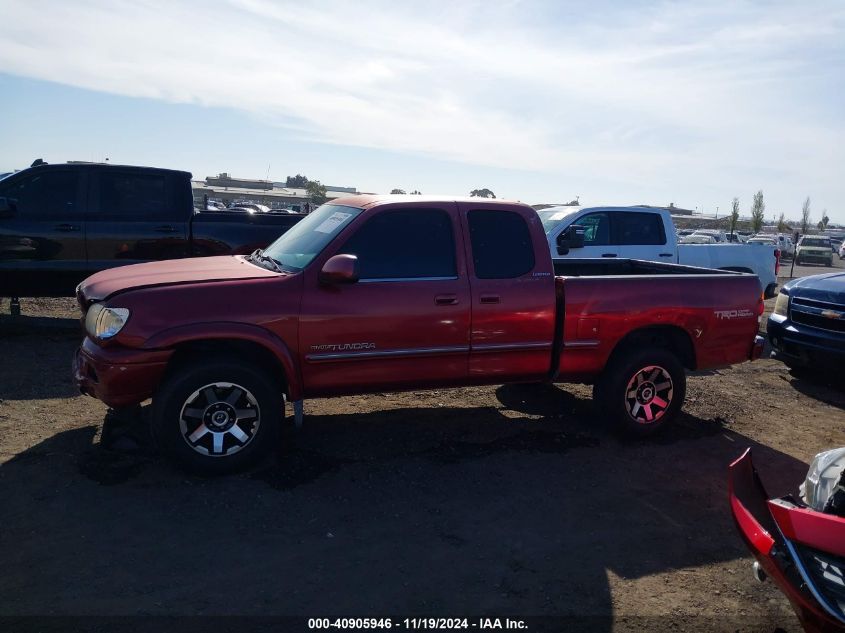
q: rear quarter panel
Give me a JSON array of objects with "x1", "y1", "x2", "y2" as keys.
[{"x1": 556, "y1": 274, "x2": 761, "y2": 381}]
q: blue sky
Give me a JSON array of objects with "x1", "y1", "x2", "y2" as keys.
[{"x1": 1, "y1": 0, "x2": 843, "y2": 222}]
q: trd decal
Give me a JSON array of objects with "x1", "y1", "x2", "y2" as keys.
[{"x1": 714, "y1": 309, "x2": 754, "y2": 320}]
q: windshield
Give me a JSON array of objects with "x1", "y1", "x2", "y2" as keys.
[
  {"x1": 537, "y1": 208, "x2": 581, "y2": 234},
  {"x1": 801, "y1": 238, "x2": 830, "y2": 247},
  {"x1": 263, "y1": 203, "x2": 362, "y2": 271}
]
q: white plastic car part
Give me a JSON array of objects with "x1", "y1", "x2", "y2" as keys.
[{"x1": 800, "y1": 447, "x2": 845, "y2": 512}]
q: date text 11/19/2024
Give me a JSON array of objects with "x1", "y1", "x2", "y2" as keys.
[{"x1": 308, "y1": 618, "x2": 528, "y2": 630}]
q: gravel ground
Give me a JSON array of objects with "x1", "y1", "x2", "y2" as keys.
[{"x1": 0, "y1": 288, "x2": 843, "y2": 631}]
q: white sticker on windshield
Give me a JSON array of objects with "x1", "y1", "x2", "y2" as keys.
[{"x1": 314, "y1": 211, "x2": 352, "y2": 234}]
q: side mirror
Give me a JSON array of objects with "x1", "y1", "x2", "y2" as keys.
[
  {"x1": 0, "y1": 197, "x2": 13, "y2": 218},
  {"x1": 319, "y1": 254, "x2": 359, "y2": 285},
  {"x1": 557, "y1": 224, "x2": 585, "y2": 255}
]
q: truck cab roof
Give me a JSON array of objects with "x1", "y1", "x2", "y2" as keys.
[
  {"x1": 10, "y1": 162, "x2": 192, "y2": 180},
  {"x1": 330, "y1": 194, "x2": 532, "y2": 209}
]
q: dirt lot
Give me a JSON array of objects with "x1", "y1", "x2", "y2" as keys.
[{"x1": 1, "y1": 292, "x2": 843, "y2": 632}]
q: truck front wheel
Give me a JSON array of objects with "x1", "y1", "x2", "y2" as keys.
[
  {"x1": 594, "y1": 349, "x2": 686, "y2": 437},
  {"x1": 151, "y1": 359, "x2": 282, "y2": 474}
]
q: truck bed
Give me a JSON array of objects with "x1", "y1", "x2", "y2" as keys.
[
  {"x1": 552, "y1": 258, "x2": 762, "y2": 382},
  {"x1": 552, "y1": 257, "x2": 752, "y2": 278}
]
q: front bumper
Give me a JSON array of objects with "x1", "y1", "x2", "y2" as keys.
[
  {"x1": 729, "y1": 450, "x2": 845, "y2": 632},
  {"x1": 767, "y1": 315, "x2": 845, "y2": 369},
  {"x1": 797, "y1": 251, "x2": 833, "y2": 265},
  {"x1": 73, "y1": 337, "x2": 173, "y2": 408}
]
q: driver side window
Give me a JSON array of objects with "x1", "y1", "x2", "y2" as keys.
[
  {"x1": 338, "y1": 208, "x2": 457, "y2": 280},
  {"x1": 573, "y1": 212, "x2": 610, "y2": 246},
  {"x1": 0, "y1": 171, "x2": 79, "y2": 218}
]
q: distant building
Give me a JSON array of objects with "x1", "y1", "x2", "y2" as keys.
[
  {"x1": 192, "y1": 173, "x2": 361, "y2": 209},
  {"x1": 663, "y1": 203, "x2": 694, "y2": 216},
  {"x1": 206, "y1": 173, "x2": 274, "y2": 190}
]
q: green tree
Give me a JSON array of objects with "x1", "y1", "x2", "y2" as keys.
[
  {"x1": 285, "y1": 174, "x2": 309, "y2": 188},
  {"x1": 801, "y1": 197, "x2": 811, "y2": 234},
  {"x1": 819, "y1": 209, "x2": 829, "y2": 231},
  {"x1": 390, "y1": 188, "x2": 406, "y2": 194},
  {"x1": 307, "y1": 180, "x2": 328, "y2": 205},
  {"x1": 729, "y1": 197, "x2": 740, "y2": 236},
  {"x1": 750, "y1": 190, "x2": 765, "y2": 232},
  {"x1": 470, "y1": 188, "x2": 496, "y2": 199},
  {"x1": 777, "y1": 212, "x2": 788, "y2": 233}
]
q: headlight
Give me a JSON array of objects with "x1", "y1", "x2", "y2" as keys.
[
  {"x1": 85, "y1": 304, "x2": 130, "y2": 340},
  {"x1": 773, "y1": 292, "x2": 789, "y2": 317}
]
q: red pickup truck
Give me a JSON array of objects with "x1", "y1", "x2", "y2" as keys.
[{"x1": 74, "y1": 196, "x2": 765, "y2": 473}]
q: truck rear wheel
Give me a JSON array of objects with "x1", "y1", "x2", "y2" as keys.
[
  {"x1": 594, "y1": 348, "x2": 686, "y2": 436},
  {"x1": 151, "y1": 358, "x2": 282, "y2": 474}
]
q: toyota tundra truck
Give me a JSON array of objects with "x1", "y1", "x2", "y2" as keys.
[{"x1": 74, "y1": 196, "x2": 765, "y2": 473}]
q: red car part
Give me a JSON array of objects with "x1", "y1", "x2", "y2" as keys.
[{"x1": 729, "y1": 449, "x2": 845, "y2": 632}]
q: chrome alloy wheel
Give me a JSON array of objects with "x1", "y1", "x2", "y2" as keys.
[
  {"x1": 179, "y1": 382, "x2": 261, "y2": 456},
  {"x1": 624, "y1": 365, "x2": 673, "y2": 424}
]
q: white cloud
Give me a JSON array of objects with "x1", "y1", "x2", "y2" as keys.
[{"x1": 0, "y1": 0, "x2": 843, "y2": 214}]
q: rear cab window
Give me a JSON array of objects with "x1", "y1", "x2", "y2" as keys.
[
  {"x1": 613, "y1": 211, "x2": 667, "y2": 245},
  {"x1": 92, "y1": 170, "x2": 180, "y2": 221},
  {"x1": 467, "y1": 209, "x2": 535, "y2": 278}
]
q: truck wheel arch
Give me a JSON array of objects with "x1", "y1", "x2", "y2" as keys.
[
  {"x1": 606, "y1": 325, "x2": 697, "y2": 372},
  {"x1": 144, "y1": 324, "x2": 302, "y2": 401}
]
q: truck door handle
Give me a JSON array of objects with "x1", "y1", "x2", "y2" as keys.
[
  {"x1": 435, "y1": 294, "x2": 458, "y2": 306},
  {"x1": 659, "y1": 253, "x2": 673, "y2": 257},
  {"x1": 601, "y1": 253, "x2": 617, "y2": 258},
  {"x1": 154, "y1": 225, "x2": 177, "y2": 233},
  {"x1": 54, "y1": 223, "x2": 80, "y2": 232},
  {"x1": 480, "y1": 294, "x2": 500, "y2": 304}
]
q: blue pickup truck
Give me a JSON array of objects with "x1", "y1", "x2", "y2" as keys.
[{"x1": 768, "y1": 272, "x2": 845, "y2": 371}]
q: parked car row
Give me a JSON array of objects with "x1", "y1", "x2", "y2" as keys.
[{"x1": 4, "y1": 163, "x2": 841, "y2": 629}]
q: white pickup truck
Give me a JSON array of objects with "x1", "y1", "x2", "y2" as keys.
[{"x1": 538, "y1": 206, "x2": 780, "y2": 297}]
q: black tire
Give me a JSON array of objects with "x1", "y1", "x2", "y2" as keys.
[
  {"x1": 594, "y1": 348, "x2": 686, "y2": 437},
  {"x1": 151, "y1": 358, "x2": 283, "y2": 474},
  {"x1": 784, "y1": 362, "x2": 814, "y2": 379}
]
